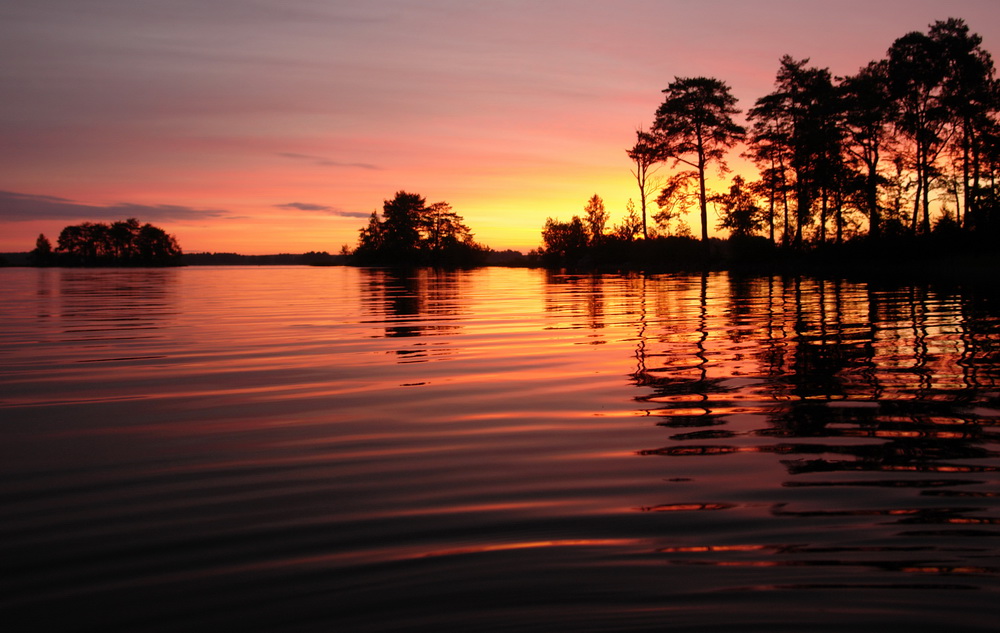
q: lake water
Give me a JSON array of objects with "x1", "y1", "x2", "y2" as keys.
[{"x1": 3, "y1": 266, "x2": 1000, "y2": 631}]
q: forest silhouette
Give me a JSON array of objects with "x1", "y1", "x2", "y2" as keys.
[{"x1": 537, "y1": 17, "x2": 1000, "y2": 272}]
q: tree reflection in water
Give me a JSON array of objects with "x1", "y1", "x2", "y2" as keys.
[
  {"x1": 617, "y1": 272, "x2": 1000, "y2": 565},
  {"x1": 359, "y1": 268, "x2": 464, "y2": 362},
  {"x1": 629, "y1": 274, "x2": 999, "y2": 424},
  {"x1": 539, "y1": 270, "x2": 1000, "y2": 586}
]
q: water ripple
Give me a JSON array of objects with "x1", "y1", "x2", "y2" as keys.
[{"x1": 3, "y1": 267, "x2": 1000, "y2": 631}]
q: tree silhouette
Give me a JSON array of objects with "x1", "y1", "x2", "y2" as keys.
[
  {"x1": 654, "y1": 171, "x2": 698, "y2": 236},
  {"x1": 541, "y1": 216, "x2": 588, "y2": 265},
  {"x1": 749, "y1": 57, "x2": 838, "y2": 247},
  {"x1": 28, "y1": 233, "x2": 54, "y2": 266},
  {"x1": 932, "y1": 18, "x2": 997, "y2": 228},
  {"x1": 627, "y1": 128, "x2": 668, "y2": 239},
  {"x1": 583, "y1": 194, "x2": 608, "y2": 244},
  {"x1": 888, "y1": 29, "x2": 951, "y2": 234},
  {"x1": 613, "y1": 200, "x2": 643, "y2": 241},
  {"x1": 421, "y1": 202, "x2": 474, "y2": 255},
  {"x1": 353, "y1": 191, "x2": 485, "y2": 266},
  {"x1": 745, "y1": 91, "x2": 793, "y2": 244},
  {"x1": 356, "y1": 212, "x2": 386, "y2": 258},
  {"x1": 840, "y1": 60, "x2": 894, "y2": 239},
  {"x1": 381, "y1": 190, "x2": 426, "y2": 260},
  {"x1": 135, "y1": 223, "x2": 182, "y2": 265},
  {"x1": 713, "y1": 176, "x2": 764, "y2": 237},
  {"x1": 52, "y1": 219, "x2": 181, "y2": 266},
  {"x1": 653, "y1": 77, "x2": 745, "y2": 241},
  {"x1": 109, "y1": 218, "x2": 141, "y2": 261}
]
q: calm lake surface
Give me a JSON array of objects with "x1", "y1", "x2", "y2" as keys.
[{"x1": 3, "y1": 266, "x2": 1000, "y2": 631}]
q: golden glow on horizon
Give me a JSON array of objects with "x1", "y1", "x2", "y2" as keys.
[{"x1": 13, "y1": 153, "x2": 759, "y2": 255}]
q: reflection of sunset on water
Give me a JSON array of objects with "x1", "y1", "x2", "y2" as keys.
[{"x1": 3, "y1": 266, "x2": 1000, "y2": 631}]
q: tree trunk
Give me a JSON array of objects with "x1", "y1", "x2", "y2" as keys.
[
  {"x1": 921, "y1": 147, "x2": 932, "y2": 233},
  {"x1": 640, "y1": 193, "x2": 648, "y2": 240},
  {"x1": 780, "y1": 157, "x2": 790, "y2": 248},
  {"x1": 962, "y1": 121, "x2": 971, "y2": 227},
  {"x1": 835, "y1": 189, "x2": 844, "y2": 244},
  {"x1": 819, "y1": 187, "x2": 828, "y2": 244},
  {"x1": 970, "y1": 123, "x2": 982, "y2": 227},
  {"x1": 768, "y1": 156, "x2": 777, "y2": 243},
  {"x1": 868, "y1": 161, "x2": 881, "y2": 239},
  {"x1": 912, "y1": 151, "x2": 923, "y2": 233},
  {"x1": 768, "y1": 194, "x2": 776, "y2": 243},
  {"x1": 795, "y1": 181, "x2": 808, "y2": 248},
  {"x1": 697, "y1": 136, "x2": 709, "y2": 242}
]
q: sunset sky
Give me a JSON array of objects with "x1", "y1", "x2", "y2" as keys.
[{"x1": 3, "y1": 0, "x2": 1000, "y2": 255}]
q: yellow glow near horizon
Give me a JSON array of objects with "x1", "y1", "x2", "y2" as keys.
[{"x1": 0, "y1": 153, "x2": 762, "y2": 256}]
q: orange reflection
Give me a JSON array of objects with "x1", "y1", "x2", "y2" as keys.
[
  {"x1": 658, "y1": 544, "x2": 770, "y2": 553},
  {"x1": 902, "y1": 566, "x2": 994, "y2": 575},
  {"x1": 416, "y1": 539, "x2": 644, "y2": 559},
  {"x1": 641, "y1": 503, "x2": 736, "y2": 512}
]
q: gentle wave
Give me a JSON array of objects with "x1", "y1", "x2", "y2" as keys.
[{"x1": 2, "y1": 267, "x2": 1000, "y2": 631}]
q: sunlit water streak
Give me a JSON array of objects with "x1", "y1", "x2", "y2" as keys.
[{"x1": 2, "y1": 266, "x2": 1000, "y2": 631}]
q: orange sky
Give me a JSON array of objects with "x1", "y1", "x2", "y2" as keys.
[{"x1": 3, "y1": 1, "x2": 1000, "y2": 255}]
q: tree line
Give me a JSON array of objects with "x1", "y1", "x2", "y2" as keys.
[
  {"x1": 544, "y1": 17, "x2": 1000, "y2": 267},
  {"x1": 30, "y1": 218, "x2": 182, "y2": 266}
]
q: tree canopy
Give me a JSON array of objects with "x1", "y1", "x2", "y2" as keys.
[
  {"x1": 353, "y1": 191, "x2": 485, "y2": 267},
  {"x1": 652, "y1": 17, "x2": 999, "y2": 249},
  {"x1": 653, "y1": 76, "x2": 746, "y2": 242},
  {"x1": 41, "y1": 218, "x2": 182, "y2": 266}
]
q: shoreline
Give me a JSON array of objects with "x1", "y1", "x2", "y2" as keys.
[{"x1": 4, "y1": 242, "x2": 998, "y2": 288}]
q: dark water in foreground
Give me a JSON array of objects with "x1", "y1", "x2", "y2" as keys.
[{"x1": 3, "y1": 266, "x2": 1000, "y2": 631}]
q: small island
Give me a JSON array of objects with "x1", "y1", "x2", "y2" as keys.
[{"x1": 29, "y1": 218, "x2": 182, "y2": 267}]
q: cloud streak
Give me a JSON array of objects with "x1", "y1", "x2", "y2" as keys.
[
  {"x1": 277, "y1": 152, "x2": 380, "y2": 170},
  {"x1": 275, "y1": 202, "x2": 369, "y2": 218},
  {"x1": 0, "y1": 190, "x2": 230, "y2": 223}
]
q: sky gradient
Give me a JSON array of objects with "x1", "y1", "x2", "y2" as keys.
[{"x1": 4, "y1": 0, "x2": 1000, "y2": 254}]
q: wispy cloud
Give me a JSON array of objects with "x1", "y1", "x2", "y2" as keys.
[
  {"x1": 277, "y1": 152, "x2": 380, "y2": 170},
  {"x1": 275, "y1": 202, "x2": 369, "y2": 218},
  {"x1": 0, "y1": 190, "x2": 230, "y2": 223}
]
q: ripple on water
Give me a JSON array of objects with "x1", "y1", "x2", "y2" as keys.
[{"x1": 2, "y1": 268, "x2": 1000, "y2": 631}]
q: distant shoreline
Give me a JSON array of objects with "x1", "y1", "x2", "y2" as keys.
[{"x1": 3, "y1": 241, "x2": 998, "y2": 287}]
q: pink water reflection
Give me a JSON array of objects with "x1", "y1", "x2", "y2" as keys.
[{"x1": 2, "y1": 267, "x2": 1000, "y2": 632}]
